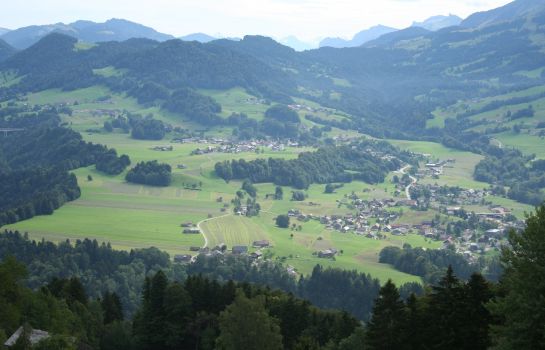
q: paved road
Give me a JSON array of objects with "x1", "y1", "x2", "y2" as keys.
[{"x1": 398, "y1": 165, "x2": 418, "y2": 200}]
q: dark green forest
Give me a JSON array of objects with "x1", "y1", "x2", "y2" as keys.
[
  {"x1": 125, "y1": 161, "x2": 172, "y2": 187},
  {"x1": 0, "y1": 107, "x2": 130, "y2": 226},
  {"x1": 215, "y1": 141, "x2": 413, "y2": 189}
]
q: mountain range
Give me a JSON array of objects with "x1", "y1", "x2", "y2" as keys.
[
  {"x1": 1, "y1": 0, "x2": 543, "y2": 139},
  {"x1": 0, "y1": 12, "x2": 480, "y2": 52},
  {"x1": 319, "y1": 25, "x2": 398, "y2": 48},
  {"x1": 0, "y1": 18, "x2": 174, "y2": 49}
]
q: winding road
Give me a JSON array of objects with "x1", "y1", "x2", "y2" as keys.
[{"x1": 398, "y1": 165, "x2": 418, "y2": 200}]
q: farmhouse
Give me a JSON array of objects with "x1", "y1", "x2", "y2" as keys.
[
  {"x1": 318, "y1": 248, "x2": 338, "y2": 259},
  {"x1": 183, "y1": 228, "x2": 201, "y2": 234},
  {"x1": 252, "y1": 240, "x2": 270, "y2": 248},
  {"x1": 232, "y1": 246, "x2": 248, "y2": 255},
  {"x1": 151, "y1": 145, "x2": 173, "y2": 151},
  {"x1": 174, "y1": 254, "x2": 192, "y2": 263},
  {"x1": 250, "y1": 251, "x2": 263, "y2": 259}
]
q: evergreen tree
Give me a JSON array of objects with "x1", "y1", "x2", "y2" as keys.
[
  {"x1": 274, "y1": 186, "x2": 283, "y2": 200},
  {"x1": 461, "y1": 273, "x2": 493, "y2": 350},
  {"x1": 163, "y1": 283, "x2": 192, "y2": 349},
  {"x1": 216, "y1": 291, "x2": 283, "y2": 350},
  {"x1": 276, "y1": 215, "x2": 290, "y2": 228},
  {"x1": 425, "y1": 265, "x2": 466, "y2": 349},
  {"x1": 489, "y1": 205, "x2": 545, "y2": 349},
  {"x1": 365, "y1": 280, "x2": 407, "y2": 350},
  {"x1": 101, "y1": 292, "x2": 123, "y2": 325}
]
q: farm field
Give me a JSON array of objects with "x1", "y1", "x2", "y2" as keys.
[
  {"x1": 5, "y1": 86, "x2": 518, "y2": 285},
  {"x1": 387, "y1": 139, "x2": 488, "y2": 189},
  {"x1": 495, "y1": 131, "x2": 545, "y2": 159},
  {"x1": 425, "y1": 85, "x2": 545, "y2": 130}
]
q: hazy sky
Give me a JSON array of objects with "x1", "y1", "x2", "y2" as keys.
[{"x1": 1, "y1": 0, "x2": 513, "y2": 42}]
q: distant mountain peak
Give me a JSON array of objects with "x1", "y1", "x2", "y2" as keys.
[
  {"x1": 319, "y1": 25, "x2": 398, "y2": 48},
  {"x1": 412, "y1": 14, "x2": 462, "y2": 31},
  {"x1": 180, "y1": 33, "x2": 217, "y2": 43},
  {"x1": 278, "y1": 36, "x2": 316, "y2": 52}
]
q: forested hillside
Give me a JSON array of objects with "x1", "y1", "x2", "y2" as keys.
[
  {"x1": 0, "y1": 106, "x2": 130, "y2": 225},
  {"x1": 1, "y1": 1, "x2": 544, "y2": 139}
]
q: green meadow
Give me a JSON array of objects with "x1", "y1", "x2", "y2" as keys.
[{"x1": 4, "y1": 86, "x2": 504, "y2": 285}]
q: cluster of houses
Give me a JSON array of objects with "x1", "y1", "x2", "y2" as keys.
[
  {"x1": 419, "y1": 159, "x2": 456, "y2": 177},
  {"x1": 288, "y1": 103, "x2": 333, "y2": 115},
  {"x1": 190, "y1": 139, "x2": 301, "y2": 155},
  {"x1": 446, "y1": 208, "x2": 525, "y2": 261},
  {"x1": 181, "y1": 222, "x2": 201, "y2": 234},
  {"x1": 173, "y1": 240, "x2": 272, "y2": 264}
]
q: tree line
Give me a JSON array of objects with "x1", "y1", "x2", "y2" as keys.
[
  {"x1": 379, "y1": 244, "x2": 502, "y2": 284},
  {"x1": 215, "y1": 141, "x2": 411, "y2": 189},
  {"x1": 125, "y1": 160, "x2": 172, "y2": 187}
]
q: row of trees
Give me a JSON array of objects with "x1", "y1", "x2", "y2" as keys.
[
  {"x1": 215, "y1": 141, "x2": 408, "y2": 189},
  {"x1": 133, "y1": 273, "x2": 360, "y2": 350},
  {"x1": 125, "y1": 161, "x2": 172, "y2": 187},
  {"x1": 379, "y1": 244, "x2": 502, "y2": 284}
]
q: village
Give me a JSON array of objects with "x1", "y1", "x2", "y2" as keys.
[{"x1": 169, "y1": 139, "x2": 525, "y2": 272}]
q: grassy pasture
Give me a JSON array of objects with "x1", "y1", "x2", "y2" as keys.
[
  {"x1": 425, "y1": 85, "x2": 545, "y2": 129},
  {"x1": 388, "y1": 139, "x2": 488, "y2": 189},
  {"x1": 199, "y1": 87, "x2": 269, "y2": 121},
  {"x1": 5, "y1": 86, "x2": 477, "y2": 285}
]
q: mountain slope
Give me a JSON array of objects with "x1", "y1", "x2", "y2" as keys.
[
  {"x1": 462, "y1": 0, "x2": 545, "y2": 27},
  {"x1": 319, "y1": 25, "x2": 398, "y2": 48},
  {"x1": 0, "y1": 28, "x2": 10, "y2": 36},
  {"x1": 412, "y1": 15, "x2": 462, "y2": 31},
  {"x1": 0, "y1": 19, "x2": 173, "y2": 49},
  {"x1": 1, "y1": 33, "x2": 295, "y2": 102},
  {"x1": 363, "y1": 27, "x2": 430, "y2": 48},
  {"x1": 0, "y1": 39, "x2": 16, "y2": 62}
]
